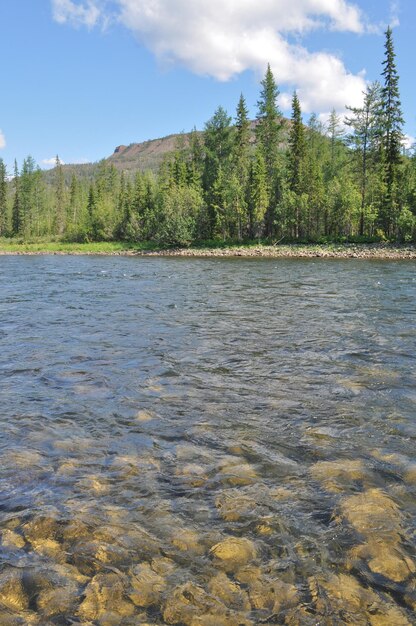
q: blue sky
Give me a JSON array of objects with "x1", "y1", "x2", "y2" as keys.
[{"x1": 0, "y1": 0, "x2": 415, "y2": 171}]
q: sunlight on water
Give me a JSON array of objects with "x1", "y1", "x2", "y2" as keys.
[{"x1": 0, "y1": 256, "x2": 415, "y2": 624}]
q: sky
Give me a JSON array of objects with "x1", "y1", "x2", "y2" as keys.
[{"x1": 0, "y1": 0, "x2": 415, "y2": 171}]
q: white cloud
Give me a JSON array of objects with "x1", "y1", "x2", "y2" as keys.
[
  {"x1": 403, "y1": 134, "x2": 415, "y2": 151},
  {"x1": 51, "y1": 0, "x2": 371, "y2": 114},
  {"x1": 42, "y1": 157, "x2": 66, "y2": 167},
  {"x1": 52, "y1": 0, "x2": 101, "y2": 28},
  {"x1": 0, "y1": 129, "x2": 5, "y2": 149}
]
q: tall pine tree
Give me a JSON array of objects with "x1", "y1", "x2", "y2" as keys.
[
  {"x1": 0, "y1": 159, "x2": 7, "y2": 236},
  {"x1": 379, "y1": 26, "x2": 404, "y2": 236},
  {"x1": 12, "y1": 160, "x2": 21, "y2": 236},
  {"x1": 288, "y1": 92, "x2": 307, "y2": 238},
  {"x1": 256, "y1": 64, "x2": 282, "y2": 236}
]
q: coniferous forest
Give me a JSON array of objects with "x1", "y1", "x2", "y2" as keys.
[{"x1": 1, "y1": 28, "x2": 415, "y2": 247}]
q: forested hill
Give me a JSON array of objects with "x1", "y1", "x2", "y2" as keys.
[{"x1": 49, "y1": 119, "x2": 288, "y2": 183}]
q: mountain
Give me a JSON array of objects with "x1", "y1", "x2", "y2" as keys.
[{"x1": 46, "y1": 119, "x2": 290, "y2": 183}]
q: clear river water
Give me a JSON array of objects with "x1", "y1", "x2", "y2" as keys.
[{"x1": 0, "y1": 255, "x2": 415, "y2": 625}]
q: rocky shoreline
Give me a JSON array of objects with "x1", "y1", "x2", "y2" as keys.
[
  {"x1": 1, "y1": 244, "x2": 415, "y2": 259},
  {"x1": 137, "y1": 244, "x2": 416, "y2": 260}
]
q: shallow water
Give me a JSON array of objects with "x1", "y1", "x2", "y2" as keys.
[{"x1": 0, "y1": 256, "x2": 415, "y2": 625}]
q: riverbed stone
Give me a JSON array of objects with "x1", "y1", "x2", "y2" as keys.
[
  {"x1": 348, "y1": 539, "x2": 416, "y2": 583},
  {"x1": 218, "y1": 461, "x2": 257, "y2": 487},
  {"x1": 0, "y1": 569, "x2": 29, "y2": 612},
  {"x1": 248, "y1": 577, "x2": 299, "y2": 613},
  {"x1": 175, "y1": 463, "x2": 208, "y2": 487},
  {"x1": 0, "y1": 529, "x2": 25, "y2": 549},
  {"x1": 310, "y1": 459, "x2": 368, "y2": 492},
  {"x1": 336, "y1": 488, "x2": 402, "y2": 536},
  {"x1": 171, "y1": 529, "x2": 204, "y2": 555},
  {"x1": 163, "y1": 582, "x2": 225, "y2": 625},
  {"x1": 210, "y1": 537, "x2": 257, "y2": 571},
  {"x1": 208, "y1": 572, "x2": 250, "y2": 611},
  {"x1": 37, "y1": 585, "x2": 79, "y2": 617},
  {"x1": 78, "y1": 572, "x2": 135, "y2": 622},
  {"x1": 215, "y1": 490, "x2": 257, "y2": 522},
  {"x1": 129, "y1": 563, "x2": 166, "y2": 608},
  {"x1": 309, "y1": 573, "x2": 411, "y2": 625},
  {"x1": 31, "y1": 538, "x2": 67, "y2": 563},
  {"x1": 22, "y1": 515, "x2": 60, "y2": 544},
  {"x1": 234, "y1": 565, "x2": 263, "y2": 585}
]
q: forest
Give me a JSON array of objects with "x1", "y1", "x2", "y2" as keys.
[{"x1": 1, "y1": 27, "x2": 415, "y2": 247}]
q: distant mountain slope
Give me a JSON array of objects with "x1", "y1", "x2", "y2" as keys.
[
  {"x1": 108, "y1": 132, "x2": 196, "y2": 173},
  {"x1": 49, "y1": 118, "x2": 291, "y2": 183}
]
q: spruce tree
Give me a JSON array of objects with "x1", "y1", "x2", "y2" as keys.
[
  {"x1": 232, "y1": 93, "x2": 251, "y2": 239},
  {"x1": 247, "y1": 148, "x2": 268, "y2": 240},
  {"x1": 69, "y1": 174, "x2": 79, "y2": 224},
  {"x1": 255, "y1": 64, "x2": 282, "y2": 236},
  {"x1": 288, "y1": 92, "x2": 307, "y2": 238},
  {"x1": 12, "y1": 160, "x2": 21, "y2": 236},
  {"x1": 203, "y1": 106, "x2": 233, "y2": 238},
  {"x1": 20, "y1": 155, "x2": 36, "y2": 237},
  {"x1": 55, "y1": 155, "x2": 65, "y2": 235},
  {"x1": 380, "y1": 26, "x2": 404, "y2": 236},
  {"x1": 0, "y1": 159, "x2": 7, "y2": 236}
]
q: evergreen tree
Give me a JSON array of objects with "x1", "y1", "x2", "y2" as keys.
[
  {"x1": 255, "y1": 64, "x2": 282, "y2": 236},
  {"x1": 20, "y1": 155, "x2": 37, "y2": 237},
  {"x1": 12, "y1": 160, "x2": 21, "y2": 236},
  {"x1": 69, "y1": 174, "x2": 79, "y2": 224},
  {"x1": 231, "y1": 93, "x2": 251, "y2": 238},
  {"x1": 0, "y1": 159, "x2": 7, "y2": 236},
  {"x1": 54, "y1": 155, "x2": 65, "y2": 235},
  {"x1": 288, "y1": 92, "x2": 307, "y2": 237},
  {"x1": 203, "y1": 106, "x2": 233, "y2": 238},
  {"x1": 247, "y1": 148, "x2": 268, "y2": 239},
  {"x1": 379, "y1": 26, "x2": 404, "y2": 236}
]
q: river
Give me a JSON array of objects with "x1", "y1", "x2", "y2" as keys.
[{"x1": 0, "y1": 256, "x2": 415, "y2": 624}]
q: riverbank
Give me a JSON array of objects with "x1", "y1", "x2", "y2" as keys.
[{"x1": 0, "y1": 241, "x2": 415, "y2": 259}]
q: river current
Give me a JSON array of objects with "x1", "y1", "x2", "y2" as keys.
[{"x1": 0, "y1": 255, "x2": 415, "y2": 625}]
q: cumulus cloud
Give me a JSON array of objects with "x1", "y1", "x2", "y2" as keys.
[
  {"x1": 52, "y1": 0, "x2": 101, "y2": 28},
  {"x1": 403, "y1": 134, "x2": 415, "y2": 151},
  {"x1": 52, "y1": 0, "x2": 372, "y2": 113},
  {"x1": 0, "y1": 129, "x2": 5, "y2": 149},
  {"x1": 42, "y1": 157, "x2": 66, "y2": 167}
]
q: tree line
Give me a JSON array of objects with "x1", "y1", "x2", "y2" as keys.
[{"x1": 1, "y1": 27, "x2": 415, "y2": 245}]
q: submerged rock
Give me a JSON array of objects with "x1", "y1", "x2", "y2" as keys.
[
  {"x1": 175, "y1": 463, "x2": 208, "y2": 487},
  {"x1": 36, "y1": 586, "x2": 79, "y2": 617},
  {"x1": 208, "y1": 572, "x2": 250, "y2": 612},
  {"x1": 348, "y1": 539, "x2": 416, "y2": 583},
  {"x1": 78, "y1": 572, "x2": 135, "y2": 622},
  {"x1": 0, "y1": 529, "x2": 25, "y2": 549},
  {"x1": 31, "y1": 538, "x2": 66, "y2": 563},
  {"x1": 218, "y1": 460, "x2": 257, "y2": 487},
  {"x1": 171, "y1": 529, "x2": 204, "y2": 555},
  {"x1": 336, "y1": 488, "x2": 402, "y2": 536},
  {"x1": 210, "y1": 537, "x2": 257, "y2": 571},
  {"x1": 248, "y1": 577, "x2": 299, "y2": 613},
  {"x1": 215, "y1": 490, "x2": 257, "y2": 522},
  {"x1": 163, "y1": 581, "x2": 225, "y2": 625},
  {"x1": 309, "y1": 573, "x2": 411, "y2": 625},
  {"x1": 0, "y1": 569, "x2": 29, "y2": 612},
  {"x1": 22, "y1": 515, "x2": 60, "y2": 545},
  {"x1": 129, "y1": 563, "x2": 166, "y2": 608},
  {"x1": 310, "y1": 459, "x2": 369, "y2": 493}
]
